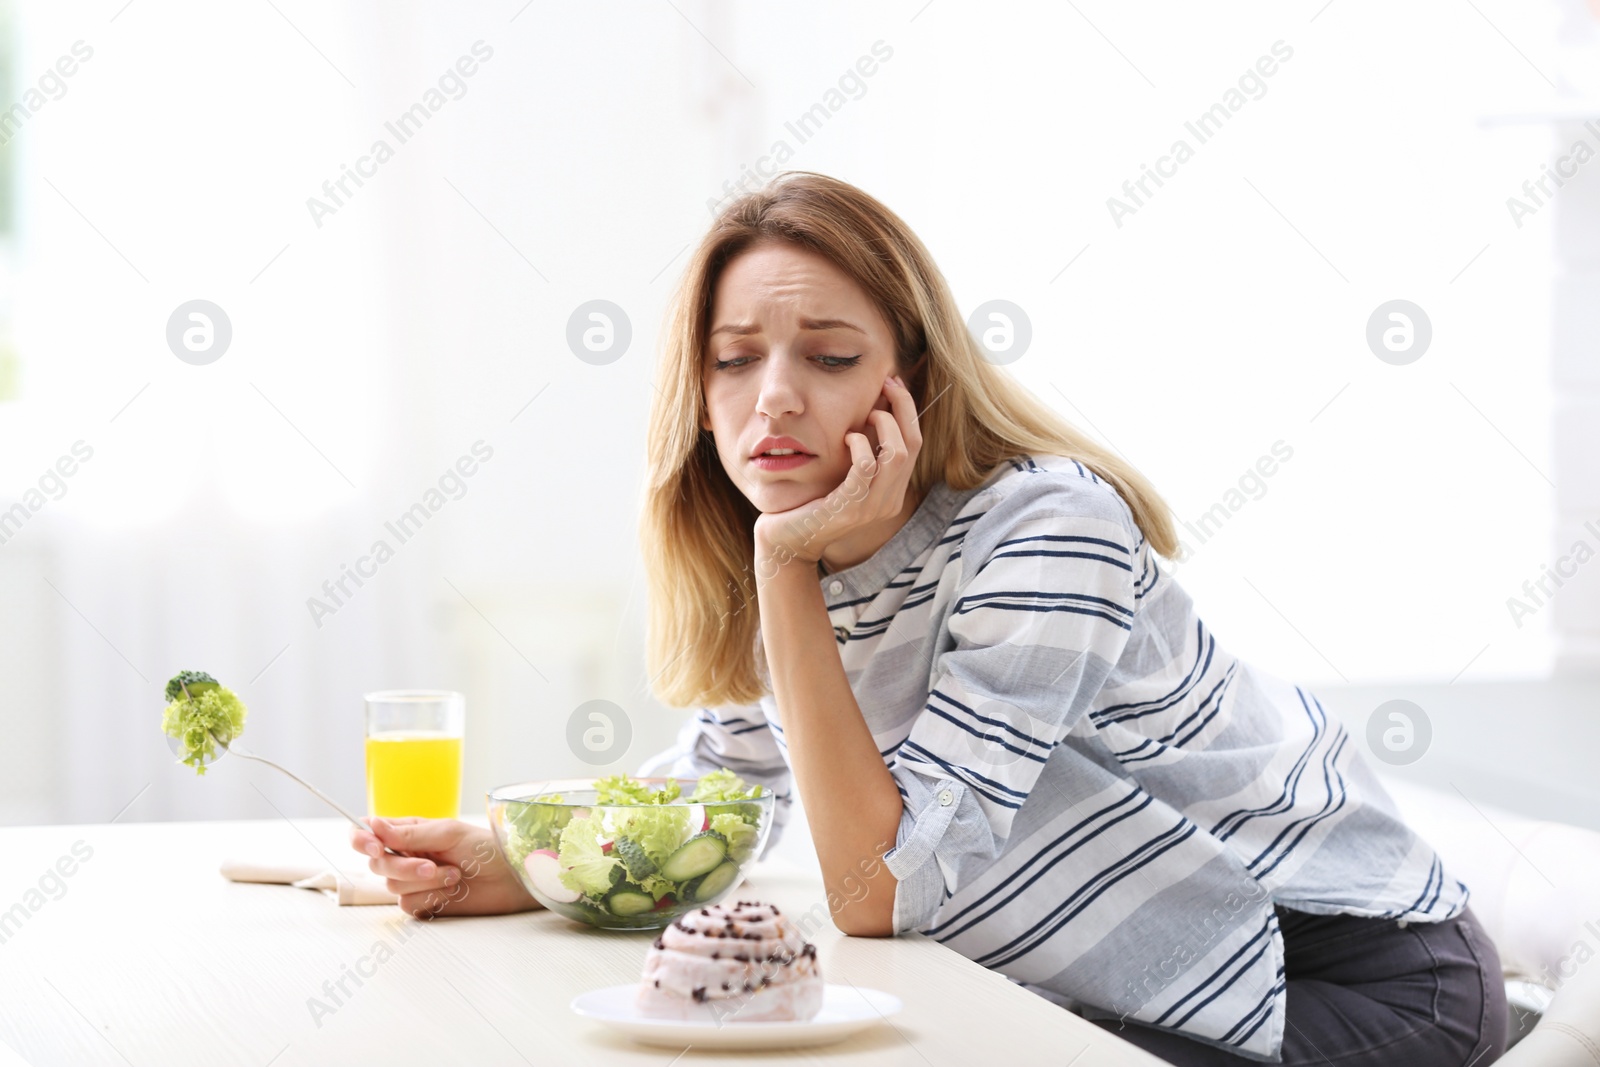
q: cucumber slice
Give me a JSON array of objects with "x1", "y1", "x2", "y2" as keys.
[
  {"x1": 604, "y1": 886, "x2": 658, "y2": 917},
  {"x1": 165, "y1": 672, "x2": 221, "y2": 702},
  {"x1": 685, "y1": 860, "x2": 741, "y2": 903},
  {"x1": 568, "y1": 899, "x2": 608, "y2": 925},
  {"x1": 614, "y1": 836, "x2": 657, "y2": 881},
  {"x1": 658, "y1": 831, "x2": 727, "y2": 882}
]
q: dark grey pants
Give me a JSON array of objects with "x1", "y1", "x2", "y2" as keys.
[{"x1": 1091, "y1": 903, "x2": 1507, "y2": 1065}]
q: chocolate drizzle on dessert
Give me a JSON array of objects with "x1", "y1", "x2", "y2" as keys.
[{"x1": 639, "y1": 899, "x2": 822, "y2": 1015}]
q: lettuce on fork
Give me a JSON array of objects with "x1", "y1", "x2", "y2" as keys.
[{"x1": 160, "y1": 670, "x2": 248, "y2": 775}]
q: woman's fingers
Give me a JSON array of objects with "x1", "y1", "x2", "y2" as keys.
[
  {"x1": 367, "y1": 815, "x2": 461, "y2": 855},
  {"x1": 876, "y1": 376, "x2": 920, "y2": 459},
  {"x1": 348, "y1": 816, "x2": 475, "y2": 917},
  {"x1": 884, "y1": 375, "x2": 922, "y2": 452},
  {"x1": 384, "y1": 865, "x2": 460, "y2": 896},
  {"x1": 355, "y1": 816, "x2": 390, "y2": 852},
  {"x1": 358, "y1": 818, "x2": 452, "y2": 878},
  {"x1": 352, "y1": 820, "x2": 397, "y2": 862},
  {"x1": 868, "y1": 408, "x2": 909, "y2": 468},
  {"x1": 368, "y1": 851, "x2": 445, "y2": 881},
  {"x1": 859, "y1": 408, "x2": 911, "y2": 515},
  {"x1": 840, "y1": 431, "x2": 878, "y2": 505},
  {"x1": 851, "y1": 376, "x2": 918, "y2": 518}
]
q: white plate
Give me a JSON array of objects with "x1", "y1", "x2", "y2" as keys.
[{"x1": 570, "y1": 982, "x2": 902, "y2": 1050}]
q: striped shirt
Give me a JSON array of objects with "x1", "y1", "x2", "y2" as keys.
[{"x1": 637, "y1": 451, "x2": 1468, "y2": 1060}]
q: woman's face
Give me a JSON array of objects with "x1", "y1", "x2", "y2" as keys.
[{"x1": 701, "y1": 240, "x2": 899, "y2": 514}]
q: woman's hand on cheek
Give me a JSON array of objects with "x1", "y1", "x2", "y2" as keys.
[
  {"x1": 752, "y1": 374, "x2": 922, "y2": 574},
  {"x1": 858, "y1": 385, "x2": 892, "y2": 453}
]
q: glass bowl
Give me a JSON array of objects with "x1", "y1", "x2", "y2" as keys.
[{"x1": 487, "y1": 776, "x2": 776, "y2": 931}]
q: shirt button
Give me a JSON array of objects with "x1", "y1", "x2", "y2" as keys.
[
  {"x1": 938, "y1": 789, "x2": 953, "y2": 806},
  {"x1": 828, "y1": 579, "x2": 843, "y2": 595}
]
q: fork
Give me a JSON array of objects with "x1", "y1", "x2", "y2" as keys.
[{"x1": 207, "y1": 727, "x2": 411, "y2": 859}]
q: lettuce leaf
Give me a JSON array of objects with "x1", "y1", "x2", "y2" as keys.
[
  {"x1": 545, "y1": 770, "x2": 768, "y2": 901},
  {"x1": 161, "y1": 686, "x2": 249, "y2": 776},
  {"x1": 638, "y1": 872, "x2": 677, "y2": 902},
  {"x1": 611, "y1": 805, "x2": 693, "y2": 872},
  {"x1": 595, "y1": 773, "x2": 682, "y2": 805},
  {"x1": 691, "y1": 768, "x2": 767, "y2": 827},
  {"x1": 502, "y1": 794, "x2": 567, "y2": 871},
  {"x1": 709, "y1": 811, "x2": 759, "y2": 864},
  {"x1": 556, "y1": 815, "x2": 623, "y2": 896},
  {"x1": 687, "y1": 767, "x2": 765, "y2": 804}
]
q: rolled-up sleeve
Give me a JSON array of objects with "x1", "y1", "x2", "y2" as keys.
[
  {"x1": 882, "y1": 474, "x2": 1140, "y2": 933},
  {"x1": 635, "y1": 702, "x2": 794, "y2": 862}
]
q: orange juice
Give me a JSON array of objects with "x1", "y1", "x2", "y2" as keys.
[{"x1": 365, "y1": 731, "x2": 463, "y2": 818}]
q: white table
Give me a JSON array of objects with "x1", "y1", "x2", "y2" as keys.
[{"x1": 0, "y1": 817, "x2": 1164, "y2": 1066}]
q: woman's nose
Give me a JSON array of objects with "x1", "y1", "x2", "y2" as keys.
[{"x1": 754, "y1": 358, "x2": 803, "y2": 419}]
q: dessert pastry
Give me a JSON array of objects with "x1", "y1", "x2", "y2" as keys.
[{"x1": 636, "y1": 900, "x2": 823, "y2": 1023}]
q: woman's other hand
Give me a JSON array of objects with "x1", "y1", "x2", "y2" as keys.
[{"x1": 348, "y1": 816, "x2": 543, "y2": 919}]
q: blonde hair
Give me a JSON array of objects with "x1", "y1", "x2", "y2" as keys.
[{"x1": 641, "y1": 171, "x2": 1178, "y2": 709}]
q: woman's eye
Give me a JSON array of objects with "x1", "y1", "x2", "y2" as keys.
[{"x1": 710, "y1": 354, "x2": 863, "y2": 371}]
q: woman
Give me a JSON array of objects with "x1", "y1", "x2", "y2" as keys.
[{"x1": 350, "y1": 171, "x2": 1507, "y2": 1065}]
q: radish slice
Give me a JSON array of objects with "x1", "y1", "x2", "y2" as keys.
[
  {"x1": 524, "y1": 849, "x2": 580, "y2": 903},
  {"x1": 600, "y1": 839, "x2": 614, "y2": 853},
  {"x1": 687, "y1": 803, "x2": 709, "y2": 833}
]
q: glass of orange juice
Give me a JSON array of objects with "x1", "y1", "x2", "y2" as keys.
[{"x1": 364, "y1": 690, "x2": 465, "y2": 819}]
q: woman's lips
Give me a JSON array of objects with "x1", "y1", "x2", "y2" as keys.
[{"x1": 750, "y1": 453, "x2": 815, "y2": 471}]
